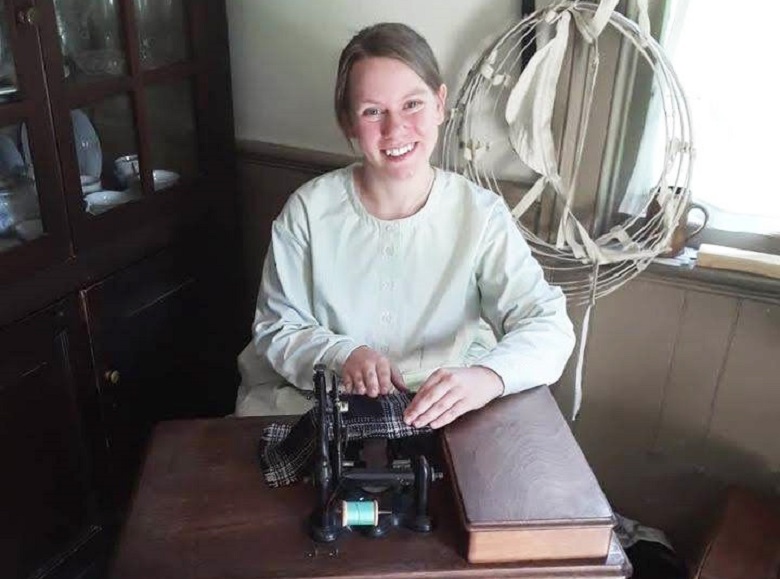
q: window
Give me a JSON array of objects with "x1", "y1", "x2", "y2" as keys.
[
  {"x1": 610, "y1": 0, "x2": 779, "y2": 254},
  {"x1": 666, "y1": 1, "x2": 780, "y2": 237}
]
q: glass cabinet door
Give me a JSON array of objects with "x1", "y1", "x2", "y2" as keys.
[
  {"x1": 134, "y1": 0, "x2": 190, "y2": 70},
  {"x1": 44, "y1": 0, "x2": 204, "y2": 240},
  {"x1": 54, "y1": 0, "x2": 127, "y2": 83},
  {"x1": 0, "y1": 0, "x2": 70, "y2": 280}
]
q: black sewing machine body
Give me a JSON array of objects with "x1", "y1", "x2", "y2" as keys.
[{"x1": 309, "y1": 365, "x2": 441, "y2": 543}]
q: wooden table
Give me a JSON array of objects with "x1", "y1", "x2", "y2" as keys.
[{"x1": 110, "y1": 416, "x2": 630, "y2": 578}]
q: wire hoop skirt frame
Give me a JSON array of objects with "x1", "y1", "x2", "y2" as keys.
[{"x1": 441, "y1": 1, "x2": 693, "y2": 305}]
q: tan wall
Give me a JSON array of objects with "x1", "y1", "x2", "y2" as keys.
[
  {"x1": 558, "y1": 280, "x2": 780, "y2": 556},
  {"x1": 237, "y1": 145, "x2": 780, "y2": 559}
]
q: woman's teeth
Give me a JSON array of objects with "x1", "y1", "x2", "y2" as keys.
[{"x1": 384, "y1": 143, "x2": 415, "y2": 157}]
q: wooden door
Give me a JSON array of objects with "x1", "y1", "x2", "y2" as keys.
[
  {"x1": 80, "y1": 243, "x2": 219, "y2": 510},
  {"x1": 0, "y1": 297, "x2": 104, "y2": 579}
]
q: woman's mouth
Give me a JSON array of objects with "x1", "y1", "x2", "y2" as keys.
[{"x1": 382, "y1": 142, "x2": 416, "y2": 160}]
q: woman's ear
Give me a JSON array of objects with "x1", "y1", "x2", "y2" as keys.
[{"x1": 435, "y1": 83, "x2": 448, "y2": 124}]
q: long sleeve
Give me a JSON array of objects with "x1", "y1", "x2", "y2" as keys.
[
  {"x1": 473, "y1": 201, "x2": 575, "y2": 395},
  {"x1": 252, "y1": 205, "x2": 361, "y2": 392},
  {"x1": 236, "y1": 166, "x2": 575, "y2": 416}
]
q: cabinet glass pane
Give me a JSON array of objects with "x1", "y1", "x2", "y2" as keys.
[
  {"x1": 135, "y1": 0, "x2": 190, "y2": 70},
  {"x1": 0, "y1": 123, "x2": 42, "y2": 252},
  {"x1": 0, "y1": 1, "x2": 19, "y2": 102},
  {"x1": 145, "y1": 80, "x2": 197, "y2": 190},
  {"x1": 54, "y1": 0, "x2": 127, "y2": 82},
  {"x1": 73, "y1": 96, "x2": 143, "y2": 215}
]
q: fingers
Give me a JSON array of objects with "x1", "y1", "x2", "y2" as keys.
[
  {"x1": 429, "y1": 399, "x2": 469, "y2": 429},
  {"x1": 364, "y1": 368, "x2": 379, "y2": 397},
  {"x1": 390, "y1": 365, "x2": 408, "y2": 393},
  {"x1": 340, "y1": 347, "x2": 400, "y2": 398},
  {"x1": 409, "y1": 389, "x2": 464, "y2": 429},
  {"x1": 403, "y1": 369, "x2": 449, "y2": 424},
  {"x1": 376, "y1": 364, "x2": 394, "y2": 396}
]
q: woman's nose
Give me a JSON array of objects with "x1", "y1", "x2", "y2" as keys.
[{"x1": 381, "y1": 111, "x2": 405, "y2": 136}]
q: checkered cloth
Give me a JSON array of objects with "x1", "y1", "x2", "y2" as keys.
[{"x1": 259, "y1": 391, "x2": 430, "y2": 487}]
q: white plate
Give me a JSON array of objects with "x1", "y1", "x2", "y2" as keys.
[
  {"x1": 0, "y1": 134, "x2": 24, "y2": 176},
  {"x1": 153, "y1": 169, "x2": 180, "y2": 192},
  {"x1": 21, "y1": 109, "x2": 103, "y2": 178},
  {"x1": 71, "y1": 109, "x2": 103, "y2": 177}
]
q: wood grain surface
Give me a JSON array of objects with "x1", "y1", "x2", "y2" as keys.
[
  {"x1": 111, "y1": 414, "x2": 628, "y2": 578},
  {"x1": 442, "y1": 386, "x2": 614, "y2": 562}
]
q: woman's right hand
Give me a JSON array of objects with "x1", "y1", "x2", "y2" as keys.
[{"x1": 341, "y1": 346, "x2": 406, "y2": 397}]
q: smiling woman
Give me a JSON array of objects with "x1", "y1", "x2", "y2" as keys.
[{"x1": 234, "y1": 22, "x2": 575, "y2": 423}]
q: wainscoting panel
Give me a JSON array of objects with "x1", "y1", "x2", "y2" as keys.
[
  {"x1": 707, "y1": 300, "x2": 780, "y2": 485},
  {"x1": 572, "y1": 279, "x2": 685, "y2": 459},
  {"x1": 654, "y1": 290, "x2": 739, "y2": 461}
]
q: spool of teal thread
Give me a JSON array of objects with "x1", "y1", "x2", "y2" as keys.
[{"x1": 341, "y1": 500, "x2": 378, "y2": 527}]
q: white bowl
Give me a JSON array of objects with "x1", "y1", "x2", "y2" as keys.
[{"x1": 85, "y1": 190, "x2": 138, "y2": 215}]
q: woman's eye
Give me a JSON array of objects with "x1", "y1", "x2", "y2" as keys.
[
  {"x1": 362, "y1": 108, "x2": 382, "y2": 119},
  {"x1": 405, "y1": 100, "x2": 423, "y2": 111}
]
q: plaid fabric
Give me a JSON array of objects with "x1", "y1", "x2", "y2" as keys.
[{"x1": 259, "y1": 391, "x2": 430, "y2": 487}]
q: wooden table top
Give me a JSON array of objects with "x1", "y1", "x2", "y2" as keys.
[{"x1": 110, "y1": 415, "x2": 629, "y2": 578}]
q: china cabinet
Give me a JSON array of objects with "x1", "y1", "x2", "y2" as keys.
[{"x1": 0, "y1": 0, "x2": 239, "y2": 577}]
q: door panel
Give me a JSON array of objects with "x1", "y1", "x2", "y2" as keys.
[{"x1": 0, "y1": 298, "x2": 102, "y2": 579}]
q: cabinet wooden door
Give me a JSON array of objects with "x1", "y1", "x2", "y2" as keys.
[
  {"x1": 0, "y1": 0, "x2": 71, "y2": 284},
  {"x1": 0, "y1": 297, "x2": 104, "y2": 579},
  {"x1": 81, "y1": 243, "x2": 223, "y2": 510}
]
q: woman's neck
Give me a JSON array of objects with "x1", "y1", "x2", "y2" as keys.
[{"x1": 356, "y1": 165, "x2": 435, "y2": 220}]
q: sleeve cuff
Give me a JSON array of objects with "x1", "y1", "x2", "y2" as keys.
[{"x1": 319, "y1": 340, "x2": 363, "y2": 374}]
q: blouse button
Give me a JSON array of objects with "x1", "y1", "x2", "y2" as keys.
[
  {"x1": 384, "y1": 246, "x2": 395, "y2": 256},
  {"x1": 380, "y1": 311, "x2": 392, "y2": 324}
]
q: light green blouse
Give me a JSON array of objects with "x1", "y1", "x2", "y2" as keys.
[{"x1": 235, "y1": 165, "x2": 574, "y2": 416}]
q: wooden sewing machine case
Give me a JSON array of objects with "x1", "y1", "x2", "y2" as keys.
[{"x1": 441, "y1": 386, "x2": 616, "y2": 563}]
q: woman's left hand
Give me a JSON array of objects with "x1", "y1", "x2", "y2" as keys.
[{"x1": 402, "y1": 366, "x2": 504, "y2": 429}]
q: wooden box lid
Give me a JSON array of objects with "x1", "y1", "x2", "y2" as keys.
[{"x1": 441, "y1": 386, "x2": 615, "y2": 563}]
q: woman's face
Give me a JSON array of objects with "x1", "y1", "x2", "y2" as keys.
[{"x1": 346, "y1": 56, "x2": 446, "y2": 182}]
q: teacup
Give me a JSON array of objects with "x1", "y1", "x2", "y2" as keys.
[
  {"x1": 114, "y1": 154, "x2": 140, "y2": 188},
  {"x1": 664, "y1": 202, "x2": 708, "y2": 257},
  {"x1": 648, "y1": 187, "x2": 709, "y2": 257}
]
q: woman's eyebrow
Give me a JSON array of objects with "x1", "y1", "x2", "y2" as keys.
[
  {"x1": 402, "y1": 89, "x2": 429, "y2": 100},
  {"x1": 355, "y1": 89, "x2": 429, "y2": 106}
]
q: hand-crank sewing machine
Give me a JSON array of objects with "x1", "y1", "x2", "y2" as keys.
[{"x1": 309, "y1": 364, "x2": 442, "y2": 542}]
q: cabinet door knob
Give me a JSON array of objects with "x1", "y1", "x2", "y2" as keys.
[
  {"x1": 104, "y1": 370, "x2": 121, "y2": 385},
  {"x1": 16, "y1": 6, "x2": 40, "y2": 26}
]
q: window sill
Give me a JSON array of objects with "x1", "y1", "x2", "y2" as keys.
[
  {"x1": 693, "y1": 201, "x2": 780, "y2": 255},
  {"x1": 645, "y1": 247, "x2": 780, "y2": 304}
]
